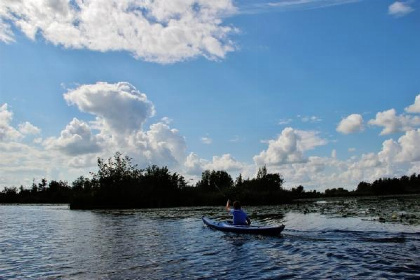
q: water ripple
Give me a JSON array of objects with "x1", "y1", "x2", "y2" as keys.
[{"x1": 1, "y1": 204, "x2": 420, "y2": 279}]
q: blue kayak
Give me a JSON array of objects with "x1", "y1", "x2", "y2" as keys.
[{"x1": 202, "y1": 216, "x2": 285, "y2": 236}]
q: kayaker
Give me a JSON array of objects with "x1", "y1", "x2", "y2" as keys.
[{"x1": 226, "y1": 200, "x2": 251, "y2": 225}]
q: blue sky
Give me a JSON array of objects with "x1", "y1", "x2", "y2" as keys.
[{"x1": 1, "y1": 0, "x2": 419, "y2": 191}]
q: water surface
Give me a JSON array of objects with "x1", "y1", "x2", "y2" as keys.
[{"x1": 0, "y1": 200, "x2": 419, "y2": 279}]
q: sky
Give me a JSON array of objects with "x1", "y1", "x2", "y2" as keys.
[{"x1": 0, "y1": 0, "x2": 419, "y2": 191}]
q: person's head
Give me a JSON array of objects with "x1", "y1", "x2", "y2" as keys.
[{"x1": 233, "y1": 201, "x2": 241, "y2": 210}]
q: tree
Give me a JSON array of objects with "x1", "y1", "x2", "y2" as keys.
[
  {"x1": 292, "y1": 185, "x2": 304, "y2": 197},
  {"x1": 253, "y1": 166, "x2": 284, "y2": 192},
  {"x1": 325, "y1": 187, "x2": 349, "y2": 197},
  {"x1": 196, "y1": 170, "x2": 233, "y2": 191},
  {"x1": 3, "y1": 186, "x2": 18, "y2": 195},
  {"x1": 95, "y1": 152, "x2": 141, "y2": 184},
  {"x1": 257, "y1": 165, "x2": 267, "y2": 180},
  {"x1": 196, "y1": 170, "x2": 212, "y2": 190},
  {"x1": 264, "y1": 173, "x2": 284, "y2": 191},
  {"x1": 143, "y1": 165, "x2": 184, "y2": 191},
  {"x1": 235, "y1": 174, "x2": 244, "y2": 187},
  {"x1": 296, "y1": 185, "x2": 304, "y2": 194},
  {"x1": 31, "y1": 179, "x2": 38, "y2": 193},
  {"x1": 356, "y1": 181, "x2": 372, "y2": 194},
  {"x1": 38, "y1": 178, "x2": 47, "y2": 192},
  {"x1": 72, "y1": 176, "x2": 93, "y2": 192}
]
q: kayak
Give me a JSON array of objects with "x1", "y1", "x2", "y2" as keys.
[{"x1": 202, "y1": 216, "x2": 285, "y2": 236}]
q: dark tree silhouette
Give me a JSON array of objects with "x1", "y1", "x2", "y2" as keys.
[{"x1": 1, "y1": 152, "x2": 419, "y2": 207}]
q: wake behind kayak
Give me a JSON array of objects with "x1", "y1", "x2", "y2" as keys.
[{"x1": 202, "y1": 216, "x2": 285, "y2": 236}]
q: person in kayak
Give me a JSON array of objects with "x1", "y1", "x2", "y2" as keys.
[{"x1": 226, "y1": 200, "x2": 251, "y2": 225}]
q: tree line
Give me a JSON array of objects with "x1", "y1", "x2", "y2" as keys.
[
  {"x1": 1, "y1": 153, "x2": 419, "y2": 208},
  {"x1": 321, "y1": 174, "x2": 420, "y2": 197}
]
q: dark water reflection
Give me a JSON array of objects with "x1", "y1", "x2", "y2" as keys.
[{"x1": 0, "y1": 203, "x2": 419, "y2": 279}]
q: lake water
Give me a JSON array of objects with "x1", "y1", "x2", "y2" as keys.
[{"x1": 1, "y1": 200, "x2": 419, "y2": 279}]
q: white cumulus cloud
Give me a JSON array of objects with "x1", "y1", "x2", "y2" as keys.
[
  {"x1": 253, "y1": 127, "x2": 328, "y2": 166},
  {"x1": 388, "y1": 1, "x2": 414, "y2": 17},
  {"x1": 204, "y1": 154, "x2": 243, "y2": 171},
  {"x1": 368, "y1": 109, "x2": 420, "y2": 135},
  {"x1": 43, "y1": 118, "x2": 103, "y2": 156},
  {"x1": 57, "y1": 82, "x2": 187, "y2": 167},
  {"x1": 379, "y1": 129, "x2": 420, "y2": 163},
  {"x1": 405, "y1": 94, "x2": 420, "y2": 113},
  {"x1": 336, "y1": 114, "x2": 364, "y2": 134},
  {"x1": 64, "y1": 82, "x2": 155, "y2": 134},
  {"x1": 28, "y1": 81, "x2": 188, "y2": 171},
  {"x1": 141, "y1": 122, "x2": 187, "y2": 166},
  {"x1": 0, "y1": 0, "x2": 237, "y2": 63},
  {"x1": 184, "y1": 152, "x2": 243, "y2": 176},
  {"x1": 184, "y1": 152, "x2": 207, "y2": 175}
]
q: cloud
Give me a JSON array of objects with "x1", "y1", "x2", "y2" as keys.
[
  {"x1": 0, "y1": 0, "x2": 237, "y2": 63},
  {"x1": 268, "y1": 0, "x2": 360, "y2": 8},
  {"x1": 368, "y1": 109, "x2": 420, "y2": 135},
  {"x1": 298, "y1": 115, "x2": 322, "y2": 123},
  {"x1": 253, "y1": 127, "x2": 328, "y2": 166},
  {"x1": 64, "y1": 82, "x2": 155, "y2": 134},
  {"x1": 18, "y1": 122, "x2": 41, "y2": 136},
  {"x1": 184, "y1": 152, "x2": 244, "y2": 178},
  {"x1": 278, "y1": 118, "x2": 293, "y2": 125},
  {"x1": 337, "y1": 129, "x2": 420, "y2": 186},
  {"x1": 0, "y1": 129, "x2": 78, "y2": 188},
  {"x1": 0, "y1": 19, "x2": 14, "y2": 43},
  {"x1": 379, "y1": 129, "x2": 420, "y2": 163},
  {"x1": 268, "y1": 95, "x2": 420, "y2": 189},
  {"x1": 204, "y1": 154, "x2": 243, "y2": 171},
  {"x1": 50, "y1": 82, "x2": 187, "y2": 167},
  {"x1": 272, "y1": 127, "x2": 420, "y2": 189},
  {"x1": 141, "y1": 122, "x2": 187, "y2": 166},
  {"x1": 0, "y1": 104, "x2": 21, "y2": 141},
  {"x1": 0, "y1": 104, "x2": 40, "y2": 141},
  {"x1": 388, "y1": 1, "x2": 414, "y2": 17},
  {"x1": 184, "y1": 152, "x2": 207, "y2": 175},
  {"x1": 1, "y1": 82, "x2": 191, "y2": 188},
  {"x1": 3, "y1": 85, "x2": 420, "y2": 191},
  {"x1": 43, "y1": 118, "x2": 103, "y2": 156},
  {"x1": 161, "y1": 117, "x2": 173, "y2": 125},
  {"x1": 0, "y1": 104, "x2": 71, "y2": 187},
  {"x1": 0, "y1": 142, "x2": 54, "y2": 186},
  {"x1": 336, "y1": 114, "x2": 364, "y2": 134},
  {"x1": 229, "y1": 135, "x2": 242, "y2": 143},
  {"x1": 201, "y1": 137, "x2": 212, "y2": 144},
  {"x1": 405, "y1": 94, "x2": 420, "y2": 113},
  {"x1": 241, "y1": 0, "x2": 361, "y2": 14}
]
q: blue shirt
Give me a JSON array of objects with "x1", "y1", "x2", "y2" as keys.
[{"x1": 229, "y1": 209, "x2": 248, "y2": 225}]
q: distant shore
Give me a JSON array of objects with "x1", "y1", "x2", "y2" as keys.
[{"x1": 1, "y1": 153, "x2": 419, "y2": 209}]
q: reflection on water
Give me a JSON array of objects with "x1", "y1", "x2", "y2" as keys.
[{"x1": 0, "y1": 200, "x2": 419, "y2": 279}]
